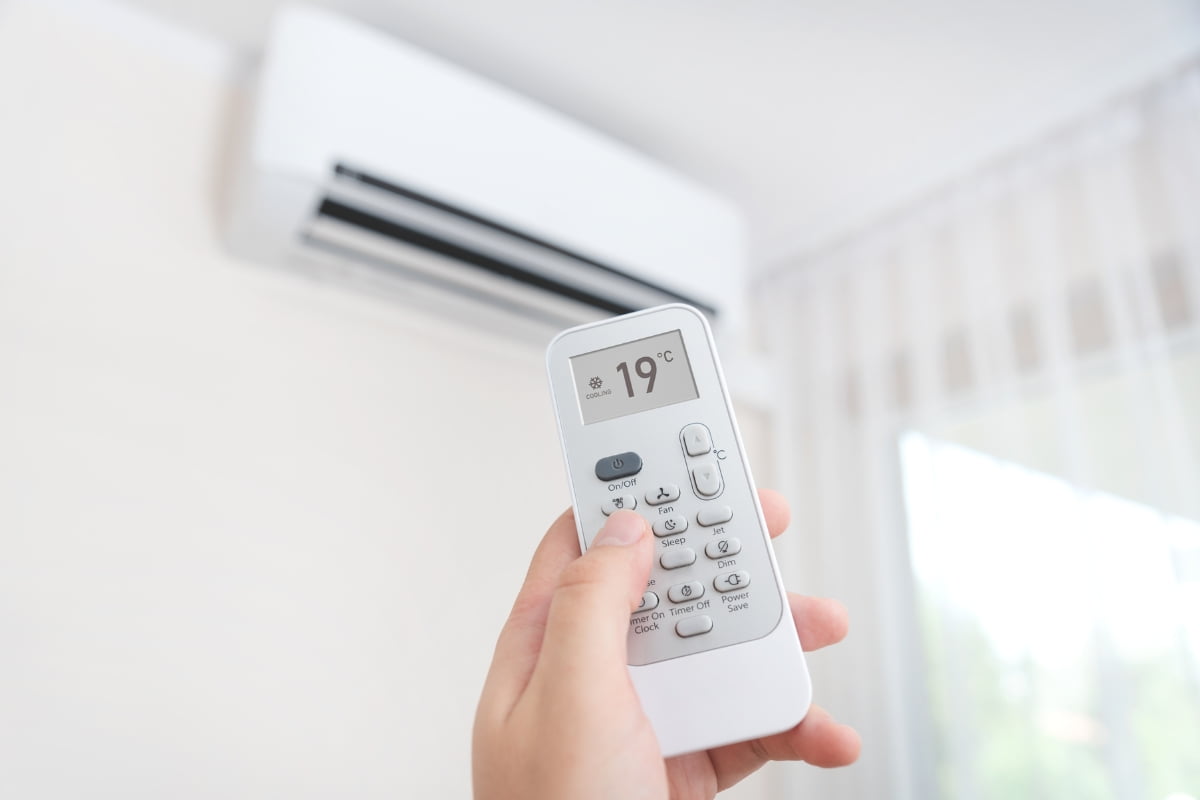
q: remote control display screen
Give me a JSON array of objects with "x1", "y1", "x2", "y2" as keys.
[{"x1": 570, "y1": 329, "x2": 699, "y2": 424}]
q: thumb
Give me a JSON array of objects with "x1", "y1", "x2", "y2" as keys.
[{"x1": 530, "y1": 510, "x2": 653, "y2": 691}]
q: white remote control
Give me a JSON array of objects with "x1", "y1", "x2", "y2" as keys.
[{"x1": 546, "y1": 303, "x2": 811, "y2": 757}]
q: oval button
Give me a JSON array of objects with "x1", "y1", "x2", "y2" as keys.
[
  {"x1": 668, "y1": 581, "x2": 704, "y2": 603},
  {"x1": 714, "y1": 570, "x2": 750, "y2": 592},
  {"x1": 652, "y1": 514, "x2": 689, "y2": 538},
  {"x1": 691, "y1": 461, "x2": 722, "y2": 497},
  {"x1": 660, "y1": 548, "x2": 697, "y2": 570},
  {"x1": 595, "y1": 452, "x2": 643, "y2": 481},
  {"x1": 633, "y1": 591, "x2": 659, "y2": 615},
  {"x1": 645, "y1": 484, "x2": 680, "y2": 506},
  {"x1": 696, "y1": 505, "x2": 733, "y2": 526},
  {"x1": 681, "y1": 424, "x2": 713, "y2": 456},
  {"x1": 675, "y1": 615, "x2": 713, "y2": 638},
  {"x1": 601, "y1": 495, "x2": 638, "y2": 515},
  {"x1": 705, "y1": 538, "x2": 741, "y2": 559}
]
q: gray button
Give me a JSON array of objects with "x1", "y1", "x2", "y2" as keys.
[
  {"x1": 601, "y1": 495, "x2": 638, "y2": 515},
  {"x1": 652, "y1": 514, "x2": 689, "y2": 537},
  {"x1": 634, "y1": 591, "x2": 659, "y2": 614},
  {"x1": 660, "y1": 548, "x2": 697, "y2": 570},
  {"x1": 675, "y1": 615, "x2": 713, "y2": 638},
  {"x1": 714, "y1": 570, "x2": 750, "y2": 592},
  {"x1": 668, "y1": 581, "x2": 704, "y2": 603},
  {"x1": 705, "y1": 538, "x2": 741, "y2": 559},
  {"x1": 696, "y1": 505, "x2": 733, "y2": 526},
  {"x1": 595, "y1": 452, "x2": 643, "y2": 481},
  {"x1": 645, "y1": 484, "x2": 680, "y2": 506},
  {"x1": 681, "y1": 424, "x2": 712, "y2": 456},
  {"x1": 691, "y1": 461, "x2": 722, "y2": 497}
]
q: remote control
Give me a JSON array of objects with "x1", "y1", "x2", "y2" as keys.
[{"x1": 546, "y1": 303, "x2": 811, "y2": 757}]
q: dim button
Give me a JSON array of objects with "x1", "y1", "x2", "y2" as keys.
[{"x1": 595, "y1": 452, "x2": 643, "y2": 481}]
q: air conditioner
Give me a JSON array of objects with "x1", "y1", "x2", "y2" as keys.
[{"x1": 225, "y1": 6, "x2": 748, "y2": 340}]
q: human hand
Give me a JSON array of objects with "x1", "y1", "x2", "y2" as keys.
[{"x1": 472, "y1": 489, "x2": 860, "y2": 800}]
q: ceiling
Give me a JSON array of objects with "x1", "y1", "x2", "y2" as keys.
[{"x1": 124, "y1": 0, "x2": 1200, "y2": 267}]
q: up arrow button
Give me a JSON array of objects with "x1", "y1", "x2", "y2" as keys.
[{"x1": 681, "y1": 424, "x2": 713, "y2": 456}]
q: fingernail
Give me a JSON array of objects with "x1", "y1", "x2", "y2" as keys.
[{"x1": 591, "y1": 511, "x2": 646, "y2": 547}]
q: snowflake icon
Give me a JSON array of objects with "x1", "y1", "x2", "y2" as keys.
[{"x1": 589, "y1": 376, "x2": 604, "y2": 390}]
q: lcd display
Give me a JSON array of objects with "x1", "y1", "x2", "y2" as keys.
[{"x1": 569, "y1": 329, "x2": 699, "y2": 424}]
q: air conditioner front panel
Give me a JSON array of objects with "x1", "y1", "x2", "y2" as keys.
[{"x1": 229, "y1": 6, "x2": 748, "y2": 334}]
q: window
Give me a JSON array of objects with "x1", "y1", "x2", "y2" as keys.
[{"x1": 901, "y1": 432, "x2": 1200, "y2": 800}]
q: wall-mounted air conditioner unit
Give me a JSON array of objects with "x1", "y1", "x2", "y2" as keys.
[{"x1": 225, "y1": 6, "x2": 747, "y2": 340}]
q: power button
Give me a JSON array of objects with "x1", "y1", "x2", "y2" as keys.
[{"x1": 595, "y1": 452, "x2": 643, "y2": 481}]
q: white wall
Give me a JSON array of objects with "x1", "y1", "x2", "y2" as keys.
[
  {"x1": 0, "y1": 3, "x2": 564, "y2": 797},
  {"x1": 0, "y1": 3, "x2": 781, "y2": 797}
]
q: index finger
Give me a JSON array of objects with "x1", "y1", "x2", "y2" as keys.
[
  {"x1": 759, "y1": 488, "x2": 791, "y2": 539},
  {"x1": 478, "y1": 508, "x2": 582, "y2": 715}
]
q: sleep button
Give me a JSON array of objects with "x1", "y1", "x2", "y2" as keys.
[{"x1": 595, "y1": 452, "x2": 643, "y2": 481}]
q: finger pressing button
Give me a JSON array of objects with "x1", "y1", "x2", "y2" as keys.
[
  {"x1": 633, "y1": 591, "x2": 659, "y2": 614},
  {"x1": 601, "y1": 495, "x2": 638, "y2": 515}
]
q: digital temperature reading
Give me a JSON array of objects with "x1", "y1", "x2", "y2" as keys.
[{"x1": 569, "y1": 329, "x2": 699, "y2": 424}]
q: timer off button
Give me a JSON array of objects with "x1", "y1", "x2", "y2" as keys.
[{"x1": 595, "y1": 452, "x2": 643, "y2": 481}]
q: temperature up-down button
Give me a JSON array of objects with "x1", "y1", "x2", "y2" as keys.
[
  {"x1": 691, "y1": 461, "x2": 723, "y2": 497},
  {"x1": 681, "y1": 424, "x2": 713, "y2": 456},
  {"x1": 595, "y1": 452, "x2": 643, "y2": 481}
]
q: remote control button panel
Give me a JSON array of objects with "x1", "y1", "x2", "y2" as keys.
[{"x1": 588, "y1": 422, "x2": 783, "y2": 666}]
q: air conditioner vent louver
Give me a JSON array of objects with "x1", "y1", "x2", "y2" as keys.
[
  {"x1": 225, "y1": 6, "x2": 746, "y2": 337},
  {"x1": 304, "y1": 164, "x2": 716, "y2": 321}
]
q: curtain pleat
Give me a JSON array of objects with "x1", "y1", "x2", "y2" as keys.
[{"x1": 759, "y1": 60, "x2": 1200, "y2": 800}]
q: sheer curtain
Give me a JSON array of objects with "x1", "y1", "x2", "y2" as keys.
[{"x1": 759, "y1": 62, "x2": 1200, "y2": 800}]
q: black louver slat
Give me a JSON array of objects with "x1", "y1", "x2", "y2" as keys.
[{"x1": 319, "y1": 164, "x2": 718, "y2": 319}]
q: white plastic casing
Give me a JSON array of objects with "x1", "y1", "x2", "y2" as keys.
[
  {"x1": 226, "y1": 6, "x2": 749, "y2": 334},
  {"x1": 547, "y1": 304, "x2": 811, "y2": 757}
]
